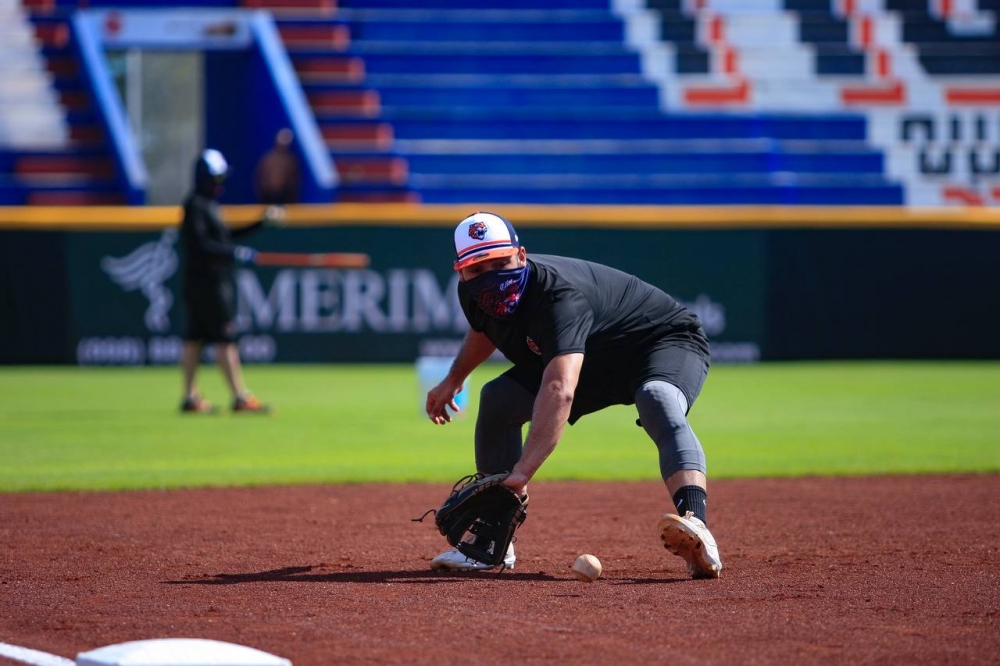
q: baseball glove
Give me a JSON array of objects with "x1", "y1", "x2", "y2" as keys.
[{"x1": 432, "y1": 472, "x2": 528, "y2": 567}]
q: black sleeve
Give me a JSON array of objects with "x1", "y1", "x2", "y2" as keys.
[
  {"x1": 231, "y1": 219, "x2": 264, "y2": 239},
  {"x1": 535, "y1": 289, "x2": 594, "y2": 365},
  {"x1": 186, "y1": 204, "x2": 235, "y2": 263}
]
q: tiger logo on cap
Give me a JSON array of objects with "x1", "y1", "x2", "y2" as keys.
[{"x1": 468, "y1": 221, "x2": 488, "y2": 240}]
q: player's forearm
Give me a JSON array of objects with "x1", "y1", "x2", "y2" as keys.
[
  {"x1": 448, "y1": 330, "x2": 495, "y2": 383},
  {"x1": 189, "y1": 218, "x2": 239, "y2": 261},
  {"x1": 231, "y1": 220, "x2": 264, "y2": 238},
  {"x1": 513, "y1": 353, "x2": 583, "y2": 481},
  {"x1": 194, "y1": 234, "x2": 236, "y2": 260},
  {"x1": 514, "y1": 386, "x2": 573, "y2": 480}
]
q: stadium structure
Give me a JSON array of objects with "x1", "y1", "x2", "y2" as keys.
[{"x1": 1, "y1": 0, "x2": 998, "y2": 207}]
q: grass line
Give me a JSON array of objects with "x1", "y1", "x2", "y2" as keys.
[{"x1": 0, "y1": 362, "x2": 997, "y2": 492}]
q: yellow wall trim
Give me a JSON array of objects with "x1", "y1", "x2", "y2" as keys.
[{"x1": 1, "y1": 203, "x2": 999, "y2": 231}]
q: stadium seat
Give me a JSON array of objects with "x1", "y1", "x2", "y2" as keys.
[
  {"x1": 286, "y1": 0, "x2": 906, "y2": 205},
  {"x1": 0, "y1": 6, "x2": 123, "y2": 205},
  {"x1": 6, "y1": 0, "x2": 994, "y2": 206}
]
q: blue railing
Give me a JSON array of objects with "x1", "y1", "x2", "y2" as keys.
[
  {"x1": 248, "y1": 11, "x2": 338, "y2": 196},
  {"x1": 71, "y1": 12, "x2": 148, "y2": 204}
]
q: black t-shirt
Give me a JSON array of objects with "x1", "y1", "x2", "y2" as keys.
[
  {"x1": 460, "y1": 254, "x2": 707, "y2": 418},
  {"x1": 179, "y1": 193, "x2": 261, "y2": 288}
]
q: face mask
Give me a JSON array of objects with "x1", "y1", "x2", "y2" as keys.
[{"x1": 460, "y1": 263, "x2": 530, "y2": 318}]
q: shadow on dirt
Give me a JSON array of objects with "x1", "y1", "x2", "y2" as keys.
[{"x1": 164, "y1": 565, "x2": 562, "y2": 585}]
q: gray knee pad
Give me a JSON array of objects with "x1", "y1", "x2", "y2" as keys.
[
  {"x1": 635, "y1": 380, "x2": 706, "y2": 479},
  {"x1": 474, "y1": 374, "x2": 535, "y2": 474}
]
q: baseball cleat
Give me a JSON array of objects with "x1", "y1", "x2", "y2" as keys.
[
  {"x1": 180, "y1": 394, "x2": 218, "y2": 414},
  {"x1": 430, "y1": 543, "x2": 516, "y2": 571},
  {"x1": 658, "y1": 512, "x2": 723, "y2": 579},
  {"x1": 232, "y1": 393, "x2": 271, "y2": 414}
]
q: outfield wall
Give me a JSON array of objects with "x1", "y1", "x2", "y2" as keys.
[{"x1": 1, "y1": 205, "x2": 998, "y2": 364}]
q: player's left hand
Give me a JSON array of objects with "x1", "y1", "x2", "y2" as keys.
[
  {"x1": 233, "y1": 245, "x2": 257, "y2": 265},
  {"x1": 427, "y1": 472, "x2": 528, "y2": 568},
  {"x1": 502, "y1": 470, "x2": 530, "y2": 496}
]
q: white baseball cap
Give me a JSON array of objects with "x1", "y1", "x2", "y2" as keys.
[
  {"x1": 453, "y1": 211, "x2": 520, "y2": 271},
  {"x1": 201, "y1": 148, "x2": 228, "y2": 178}
]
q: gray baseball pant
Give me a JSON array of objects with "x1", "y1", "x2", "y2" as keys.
[{"x1": 474, "y1": 375, "x2": 706, "y2": 479}]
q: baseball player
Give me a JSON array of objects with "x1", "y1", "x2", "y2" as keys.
[
  {"x1": 178, "y1": 148, "x2": 283, "y2": 414},
  {"x1": 425, "y1": 212, "x2": 723, "y2": 578}
]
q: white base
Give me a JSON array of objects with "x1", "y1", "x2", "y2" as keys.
[{"x1": 75, "y1": 639, "x2": 291, "y2": 666}]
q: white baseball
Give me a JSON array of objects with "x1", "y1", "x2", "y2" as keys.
[{"x1": 572, "y1": 554, "x2": 602, "y2": 583}]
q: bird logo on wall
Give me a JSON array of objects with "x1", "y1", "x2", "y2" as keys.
[{"x1": 101, "y1": 229, "x2": 179, "y2": 333}]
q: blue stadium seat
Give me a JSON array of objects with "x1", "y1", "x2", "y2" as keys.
[
  {"x1": 341, "y1": 0, "x2": 610, "y2": 8},
  {"x1": 402, "y1": 148, "x2": 885, "y2": 176},
  {"x1": 345, "y1": 18, "x2": 625, "y2": 43},
  {"x1": 0, "y1": 11, "x2": 125, "y2": 205},
  {"x1": 6, "y1": 0, "x2": 928, "y2": 206},
  {"x1": 380, "y1": 113, "x2": 870, "y2": 141},
  {"x1": 411, "y1": 182, "x2": 904, "y2": 205},
  {"x1": 305, "y1": 0, "x2": 907, "y2": 204}
]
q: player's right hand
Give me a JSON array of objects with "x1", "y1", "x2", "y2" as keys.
[
  {"x1": 262, "y1": 205, "x2": 287, "y2": 227},
  {"x1": 425, "y1": 379, "x2": 463, "y2": 425}
]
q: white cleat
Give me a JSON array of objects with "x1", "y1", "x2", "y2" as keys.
[
  {"x1": 658, "y1": 512, "x2": 723, "y2": 579},
  {"x1": 430, "y1": 543, "x2": 516, "y2": 571}
]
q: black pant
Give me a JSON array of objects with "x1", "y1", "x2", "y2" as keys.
[{"x1": 182, "y1": 280, "x2": 236, "y2": 344}]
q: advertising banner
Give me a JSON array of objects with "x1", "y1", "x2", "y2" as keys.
[{"x1": 64, "y1": 225, "x2": 766, "y2": 365}]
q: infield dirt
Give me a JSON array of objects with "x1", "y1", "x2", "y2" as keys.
[{"x1": 1, "y1": 475, "x2": 997, "y2": 665}]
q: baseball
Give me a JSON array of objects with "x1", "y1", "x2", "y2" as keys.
[{"x1": 572, "y1": 554, "x2": 602, "y2": 583}]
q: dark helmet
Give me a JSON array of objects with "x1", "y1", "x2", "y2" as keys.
[{"x1": 194, "y1": 148, "x2": 228, "y2": 198}]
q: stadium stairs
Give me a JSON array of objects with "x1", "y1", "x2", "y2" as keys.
[
  {"x1": 628, "y1": 0, "x2": 999, "y2": 206},
  {"x1": 0, "y1": 0, "x2": 123, "y2": 205},
  {"x1": 3, "y1": 0, "x2": 996, "y2": 206},
  {"x1": 258, "y1": 0, "x2": 907, "y2": 205},
  {"x1": 246, "y1": 0, "x2": 417, "y2": 202}
]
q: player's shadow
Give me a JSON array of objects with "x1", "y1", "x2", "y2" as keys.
[
  {"x1": 164, "y1": 565, "x2": 561, "y2": 586},
  {"x1": 609, "y1": 576, "x2": 692, "y2": 585}
]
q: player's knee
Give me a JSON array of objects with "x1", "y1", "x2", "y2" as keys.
[
  {"x1": 635, "y1": 381, "x2": 706, "y2": 478},
  {"x1": 635, "y1": 381, "x2": 689, "y2": 441},
  {"x1": 482, "y1": 375, "x2": 532, "y2": 406},
  {"x1": 478, "y1": 376, "x2": 506, "y2": 411},
  {"x1": 478, "y1": 376, "x2": 528, "y2": 425}
]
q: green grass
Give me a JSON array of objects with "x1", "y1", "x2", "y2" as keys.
[{"x1": 0, "y1": 362, "x2": 997, "y2": 492}]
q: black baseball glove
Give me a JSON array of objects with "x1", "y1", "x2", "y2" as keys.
[{"x1": 432, "y1": 472, "x2": 528, "y2": 567}]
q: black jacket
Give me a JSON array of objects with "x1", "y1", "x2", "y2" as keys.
[{"x1": 179, "y1": 193, "x2": 261, "y2": 287}]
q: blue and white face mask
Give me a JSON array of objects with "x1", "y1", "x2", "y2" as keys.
[{"x1": 459, "y1": 264, "x2": 531, "y2": 319}]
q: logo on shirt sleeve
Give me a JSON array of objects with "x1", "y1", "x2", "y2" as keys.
[{"x1": 525, "y1": 336, "x2": 542, "y2": 356}]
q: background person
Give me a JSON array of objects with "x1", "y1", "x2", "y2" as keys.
[
  {"x1": 253, "y1": 128, "x2": 300, "y2": 205},
  {"x1": 179, "y1": 148, "x2": 283, "y2": 414},
  {"x1": 425, "y1": 211, "x2": 723, "y2": 578}
]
